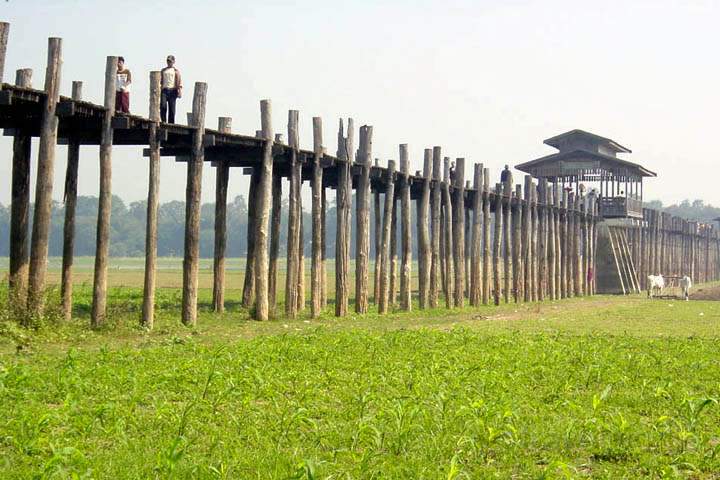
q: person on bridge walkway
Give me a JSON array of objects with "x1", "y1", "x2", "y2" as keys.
[
  {"x1": 160, "y1": 55, "x2": 183, "y2": 123},
  {"x1": 115, "y1": 56, "x2": 131, "y2": 114}
]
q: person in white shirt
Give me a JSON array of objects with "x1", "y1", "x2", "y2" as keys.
[
  {"x1": 115, "y1": 56, "x2": 132, "y2": 113},
  {"x1": 160, "y1": 55, "x2": 183, "y2": 123}
]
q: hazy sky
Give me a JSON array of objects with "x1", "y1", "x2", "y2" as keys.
[{"x1": 1, "y1": 0, "x2": 718, "y2": 206}]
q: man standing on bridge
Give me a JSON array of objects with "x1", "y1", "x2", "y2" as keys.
[
  {"x1": 160, "y1": 55, "x2": 183, "y2": 123},
  {"x1": 115, "y1": 56, "x2": 131, "y2": 113}
]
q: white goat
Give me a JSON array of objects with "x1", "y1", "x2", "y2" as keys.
[
  {"x1": 679, "y1": 275, "x2": 692, "y2": 301},
  {"x1": 647, "y1": 274, "x2": 665, "y2": 298}
]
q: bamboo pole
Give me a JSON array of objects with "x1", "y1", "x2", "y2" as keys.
[
  {"x1": 418, "y1": 149, "x2": 432, "y2": 309},
  {"x1": 379, "y1": 160, "x2": 397, "y2": 314},
  {"x1": 211, "y1": 117, "x2": 232, "y2": 314},
  {"x1": 90, "y1": 56, "x2": 119, "y2": 327},
  {"x1": 429, "y1": 147, "x2": 442, "y2": 307},
  {"x1": 443, "y1": 157, "x2": 455, "y2": 308},
  {"x1": 453, "y1": 158, "x2": 465, "y2": 307},
  {"x1": 27, "y1": 38, "x2": 62, "y2": 315},
  {"x1": 9, "y1": 69, "x2": 33, "y2": 303},
  {"x1": 311, "y1": 117, "x2": 323, "y2": 317},
  {"x1": 355, "y1": 125, "x2": 373, "y2": 313},
  {"x1": 285, "y1": 110, "x2": 300, "y2": 317},
  {"x1": 470, "y1": 164, "x2": 483, "y2": 305},
  {"x1": 399, "y1": 144, "x2": 412, "y2": 311}
]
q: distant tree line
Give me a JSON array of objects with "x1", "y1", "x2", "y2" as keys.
[
  {"x1": 644, "y1": 199, "x2": 720, "y2": 224},
  {"x1": 0, "y1": 194, "x2": 407, "y2": 259}
]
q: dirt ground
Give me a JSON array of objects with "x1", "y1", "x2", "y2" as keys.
[{"x1": 689, "y1": 283, "x2": 720, "y2": 301}]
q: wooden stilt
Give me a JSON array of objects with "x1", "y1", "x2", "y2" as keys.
[
  {"x1": 493, "y1": 183, "x2": 503, "y2": 305},
  {"x1": 379, "y1": 160, "x2": 397, "y2": 314},
  {"x1": 442, "y1": 157, "x2": 455, "y2": 308},
  {"x1": 522, "y1": 176, "x2": 532, "y2": 302},
  {"x1": 242, "y1": 169, "x2": 259, "y2": 307},
  {"x1": 212, "y1": 117, "x2": 232, "y2": 314},
  {"x1": 399, "y1": 144, "x2": 412, "y2": 311},
  {"x1": 389, "y1": 195, "x2": 398, "y2": 306},
  {"x1": 251, "y1": 99, "x2": 274, "y2": 321},
  {"x1": 0, "y1": 22, "x2": 9, "y2": 82},
  {"x1": 530, "y1": 182, "x2": 539, "y2": 302},
  {"x1": 321, "y1": 186, "x2": 327, "y2": 308},
  {"x1": 470, "y1": 164, "x2": 483, "y2": 306},
  {"x1": 285, "y1": 110, "x2": 300, "y2": 317},
  {"x1": 90, "y1": 56, "x2": 119, "y2": 327},
  {"x1": 141, "y1": 73, "x2": 162, "y2": 328},
  {"x1": 179, "y1": 83, "x2": 208, "y2": 326},
  {"x1": 297, "y1": 193, "x2": 305, "y2": 311},
  {"x1": 311, "y1": 117, "x2": 324, "y2": 317},
  {"x1": 502, "y1": 172, "x2": 513, "y2": 303},
  {"x1": 512, "y1": 184, "x2": 523, "y2": 302},
  {"x1": 547, "y1": 183, "x2": 556, "y2": 300},
  {"x1": 355, "y1": 125, "x2": 372, "y2": 313},
  {"x1": 28, "y1": 38, "x2": 62, "y2": 315},
  {"x1": 417, "y1": 149, "x2": 432, "y2": 309},
  {"x1": 335, "y1": 119, "x2": 353, "y2": 317},
  {"x1": 9, "y1": 69, "x2": 33, "y2": 303},
  {"x1": 453, "y1": 158, "x2": 465, "y2": 307},
  {"x1": 429, "y1": 147, "x2": 442, "y2": 307},
  {"x1": 373, "y1": 161, "x2": 382, "y2": 304},
  {"x1": 268, "y1": 170, "x2": 281, "y2": 312},
  {"x1": 481, "y1": 168, "x2": 491, "y2": 305},
  {"x1": 538, "y1": 179, "x2": 548, "y2": 301}
]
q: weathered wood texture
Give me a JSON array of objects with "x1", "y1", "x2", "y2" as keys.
[
  {"x1": 417, "y1": 149, "x2": 432, "y2": 309},
  {"x1": 141, "y1": 72, "x2": 162, "y2": 328},
  {"x1": 253, "y1": 99, "x2": 274, "y2": 321},
  {"x1": 268, "y1": 170, "x2": 282, "y2": 312},
  {"x1": 242, "y1": 169, "x2": 259, "y2": 307},
  {"x1": 180, "y1": 83, "x2": 208, "y2": 326},
  {"x1": 453, "y1": 159, "x2": 466, "y2": 307},
  {"x1": 429, "y1": 147, "x2": 442, "y2": 307},
  {"x1": 470, "y1": 163, "x2": 483, "y2": 305},
  {"x1": 379, "y1": 160, "x2": 397, "y2": 314},
  {"x1": 285, "y1": 110, "x2": 301, "y2": 317},
  {"x1": 493, "y1": 183, "x2": 503, "y2": 305},
  {"x1": 335, "y1": 119, "x2": 353, "y2": 317},
  {"x1": 311, "y1": 117, "x2": 323, "y2": 317},
  {"x1": 442, "y1": 158, "x2": 455, "y2": 308},
  {"x1": 502, "y1": 173, "x2": 512, "y2": 303},
  {"x1": 355, "y1": 126, "x2": 372, "y2": 313},
  {"x1": 9, "y1": 69, "x2": 33, "y2": 302},
  {"x1": 0, "y1": 22, "x2": 9, "y2": 82},
  {"x1": 60, "y1": 80, "x2": 83, "y2": 320},
  {"x1": 28, "y1": 38, "x2": 62, "y2": 315},
  {"x1": 90, "y1": 56, "x2": 119, "y2": 327},
  {"x1": 512, "y1": 184, "x2": 523, "y2": 303},
  {"x1": 399, "y1": 144, "x2": 412, "y2": 311},
  {"x1": 481, "y1": 168, "x2": 491, "y2": 305},
  {"x1": 212, "y1": 116, "x2": 232, "y2": 314}
]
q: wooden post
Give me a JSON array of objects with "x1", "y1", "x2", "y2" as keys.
[
  {"x1": 9, "y1": 69, "x2": 33, "y2": 302},
  {"x1": 355, "y1": 125, "x2": 373, "y2": 313},
  {"x1": 547, "y1": 183, "x2": 556, "y2": 300},
  {"x1": 0, "y1": 22, "x2": 9, "y2": 82},
  {"x1": 465, "y1": 186, "x2": 471, "y2": 300},
  {"x1": 470, "y1": 164, "x2": 483, "y2": 305},
  {"x1": 251, "y1": 99, "x2": 274, "y2": 321},
  {"x1": 90, "y1": 56, "x2": 119, "y2": 327},
  {"x1": 59, "y1": 80, "x2": 84, "y2": 320},
  {"x1": 491, "y1": 183, "x2": 502, "y2": 305},
  {"x1": 522, "y1": 176, "x2": 532, "y2": 302},
  {"x1": 373, "y1": 161, "x2": 382, "y2": 304},
  {"x1": 212, "y1": 116, "x2": 232, "y2": 314},
  {"x1": 178, "y1": 83, "x2": 208, "y2": 326},
  {"x1": 399, "y1": 144, "x2": 412, "y2": 311},
  {"x1": 502, "y1": 172, "x2": 512, "y2": 303},
  {"x1": 335, "y1": 119, "x2": 353, "y2": 317},
  {"x1": 297, "y1": 193, "x2": 305, "y2": 311},
  {"x1": 429, "y1": 147, "x2": 442, "y2": 307},
  {"x1": 538, "y1": 179, "x2": 548, "y2": 301},
  {"x1": 561, "y1": 189, "x2": 570, "y2": 298},
  {"x1": 379, "y1": 160, "x2": 397, "y2": 314},
  {"x1": 285, "y1": 110, "x2": 301, "y2": 317},
  {"x1": 242, "y1": 169, "x2": 259, "y2": 307},
  {"x1": 575, "y1": 193, "x2": 584, "y2": 296},
  {"x1": 311, "y1": 117, "x2": 323, "y2": 317},
  {"x1": 512, "y1": 184, "x2": 523, "y2": 302},
  {"x1": 268, "y1": 169, "x2": 281, "y2": 312},
  {"x1": 567, "y1": 193, "x2": 575, "y2": 297},
  {"x1": 443, "y1": 157, "x2": 455, "y2": 308},
  {"x1": 389, "y1": 196, "x2": 398, "y2": 306},
  {"x1": 588, "y1": 193, "x2": 596, "y2": 295},
  {"x1": 453, "y1": 159, "x2": 465, "y2": 307},
  {"x1": 554, "y1": 184, "x2": 562, "y2": 299},
  {"x1": 530, "y1": 182, "x2": 539, "y2": 301},
  {"x1": 141, "y1": 72, "x2": 162, "y2": 328},
  {"x1": 481, "y1": 168, "x2": 491, "y2": 305},
  {"x1": 27, "y1": 38, "x2": 62, "y2": 315},
  {"x1": 417, "y1": 149, "x2": 432, "y2": 309},
  {"x1": 321, "y1": 186, "x2": 327, "y2": 308}
]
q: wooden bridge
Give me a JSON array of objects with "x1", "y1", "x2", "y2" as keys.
[{"x1": 2, "y1": 24, "x2": 719, "y2": 328}]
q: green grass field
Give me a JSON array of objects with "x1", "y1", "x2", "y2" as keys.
[{"x1": 1, "y1": 259, "x2": 720, "y2": 478}]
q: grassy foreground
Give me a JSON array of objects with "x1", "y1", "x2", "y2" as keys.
[{"x1": 1, "y1": 268, "x2": 720, "y2": 478}]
